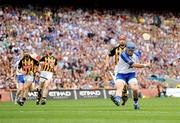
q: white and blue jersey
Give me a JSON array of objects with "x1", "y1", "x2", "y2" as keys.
[
  {"x1": 134, "y1": 50, "x2": 141, "y2": 60},
  {"x1": 15, "y1": 60, "x2": 25, "y2": 84},
  {"x1": 114, "y1": 50, "x2": 141, "y2": 84}
]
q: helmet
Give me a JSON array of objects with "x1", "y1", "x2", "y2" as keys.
[{"x1": 126, "y1": 41, "x2": 136, "y2": 51}]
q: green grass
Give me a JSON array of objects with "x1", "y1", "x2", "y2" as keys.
[{"x1": 0, "y1": 98, "x2": 180, "y2": 123}]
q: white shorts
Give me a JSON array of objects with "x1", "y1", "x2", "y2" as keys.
[
  {"x1": 115, "y1": 78, "x2": 138, "y2": 85},
  {"x1": 25, "y1": 75, "x2": 34, "y2": 82},
  {"x1": 40, "y1": 71, "x2": 53, "y2": 82},
  {"x1": 128, "y1": 78, "x2": 138, "y2": 84}
]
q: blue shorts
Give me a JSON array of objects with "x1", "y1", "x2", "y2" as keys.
[
  {"x1": 17, "y1": 75, "x2": 25, "y2": 84},
  {"x1": 116, "y1": 73, "x2": 136, "y2": 84}
]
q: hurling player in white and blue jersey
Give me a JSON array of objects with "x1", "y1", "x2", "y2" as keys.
[
  {"x1": 15, "y1": 59, "x2": 25, "y2": 106},
  {"x1": 111, "y1": 41, "x2": 150, "y2": 110}
]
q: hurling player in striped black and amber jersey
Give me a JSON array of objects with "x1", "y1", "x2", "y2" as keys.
[
  {"x1": 106, "y1": 35, "x2": 129, "y2": 106},
  {"x1": 36, "y1": 49, "x2": 57, "y2": 105}
]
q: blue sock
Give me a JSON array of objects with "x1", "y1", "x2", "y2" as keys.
[
  {"x1": 115, "y1": 96, "x2": 121, "y2": 102},
  {"x1": 133, "y1": 98, "x2": 138, "y2": 104}
]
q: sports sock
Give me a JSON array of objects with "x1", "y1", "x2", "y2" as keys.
[
  {"x1": 133, "y1": 98, "x2": 138, "y2": 105},
  {"x1": 115, "y1": 96, "x2": 121, "y2": 102}
]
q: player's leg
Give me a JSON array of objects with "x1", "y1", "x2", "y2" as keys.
[
  {"x1": 36, "y1": 80, "x2": 44, "y2": 105},
  {"x1": 41, "y1": 79, "x2": 51, "y2": 105},
  {"x1": 37, "y1": 71, "x2": 47, "y2": 105},
  {"x1": 113, "y1": 80, "x2": 125, "y2": 106},
  {"x1": 111, "y1": 73, "x2": 126, "y2": 106},
  {"x1": 15, "y1": 75, "x2": 25, "y2": 106},
  {"x1": 33, "y1": 82, "x2": 41, "y2": 105},
  {"x1": 32, "y1": 72, "x2": 42, "y2": 105},
  {"x1": 21, "y1": 81, "x2": 31, "y2": 104},
  {"x1": 15, "y1": 83, "x2": 24, "y2": 106},
  {"x1": 41, "y1": 71, "x2": 53, "y2": 105},
  {"x1": 15, "y1": 83, "x2": 23, "y2": 102},
  {"x1": 121, "y1": 84, "x2": 128, "y2": 106},
  {"x1": 129, "y1": 78, "x2": 140, "y2": 110},
  {"x1": 21, "y1": 75, "x2": 34, "y2": 105}
]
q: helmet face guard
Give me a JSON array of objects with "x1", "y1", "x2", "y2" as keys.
[{"x1": 127, "y1": 47, "x2": 136, "y2": 51}]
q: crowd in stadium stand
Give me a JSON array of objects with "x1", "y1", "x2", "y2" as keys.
[{"x1": 0, "y1": 5, "x2": 179, "y2": 91}]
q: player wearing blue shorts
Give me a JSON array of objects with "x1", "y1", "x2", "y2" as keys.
[
  {"x1": 111, "y1": 41, "x2": 150, "y2": 110},
  {"x1": 106, "y1": 35, "x2": 129, "y2": 106},
  {"x1": 15, "y1": 60, "x2": 25, "y2": 106}
]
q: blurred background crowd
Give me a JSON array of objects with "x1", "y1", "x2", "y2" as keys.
[{"x1": 0, "y1": 5, "x2": 179, "y2": 91}]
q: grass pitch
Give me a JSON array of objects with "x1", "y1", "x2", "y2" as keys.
[{"x1": 0, "y1": 98, "x2": 180, "y2": 123}]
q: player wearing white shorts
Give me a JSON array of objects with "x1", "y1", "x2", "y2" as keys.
[
  {"x1": 37, "y1": 49, "x2": 57, "y2": 105},
  {"x1": 111, "y1": 41, "x2": 150, "y2": 110}
]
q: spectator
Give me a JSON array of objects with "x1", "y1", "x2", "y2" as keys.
[{"x1": 0, "y1": 5, "x2": 179, "y2": 90}]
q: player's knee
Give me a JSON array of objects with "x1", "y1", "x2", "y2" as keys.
[
  {"x1": 18, "y1": 86, "x2": 23, "y2": 90},
  {"x1": 131, "y1": 84, "x2": 139, "y2": 91},
  {"x1": 116, "y1": 82, "x2": 124, "y2": 90},
  {"x1": 23, "y1": 86, "x2": 28, "y2": 90},
  {"x1": 44, "y1": 85, "x2": 49, "y2": 90},
  {"x1": 129, "y1": 82, "x2": 137, "y2": 90}
]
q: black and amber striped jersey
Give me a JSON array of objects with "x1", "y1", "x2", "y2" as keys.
[
  {"x1": 40, "y1": 55, "x2": 57, "y2": 72},
  {"x1": 108, "y1": 45, "x2": 126, "y2": 65},
  {"x1": 18, "y1": 54, "x2": 39, "y2": 75}
]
